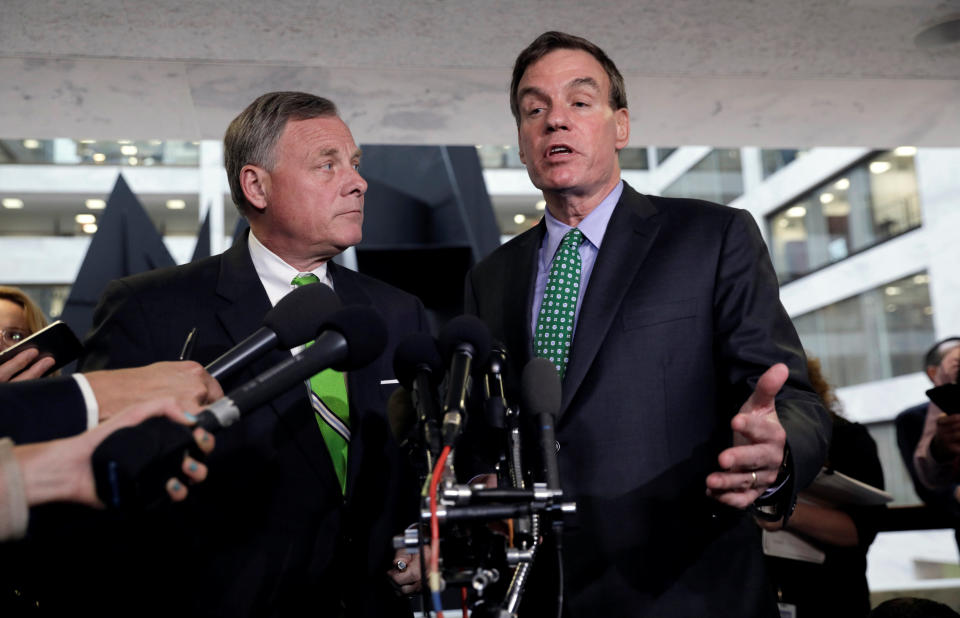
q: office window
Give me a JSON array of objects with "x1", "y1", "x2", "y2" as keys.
[
  {"x1": 768, "y1": 150, "x2": 921, "y2": 284},
  {"x1": 760, "y1": 149, "x2": 808, "y2": 179},
  {"x1": 792, "y1": 272, "x2": 934, "y2": 388},
  {"x1": 656, "y1": 147, "x2": 677, "y2": 164},
  {"x1": 618, "y1": 147, "x2": 649, "y2": 170},
  {"x1": 661, "y1": 148, "x2": 743, "y2": 204},
  {"x1": 475, "y1": 145, "x2": 524, "y2": 169},
  {"x1": 0, "y1": 138, "x2": 199, "y2": 166}
]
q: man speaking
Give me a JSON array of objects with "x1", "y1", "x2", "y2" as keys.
[
  {"x1": 45, "y1": 92, "x2": 428, "y2": 617},
  {"x1": 464, "y1": 32, "x2": 830, "y2": 617}
]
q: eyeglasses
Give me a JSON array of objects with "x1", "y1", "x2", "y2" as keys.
[{"x1": 0, "y1": 327, "x2": 30, "y2": 349}]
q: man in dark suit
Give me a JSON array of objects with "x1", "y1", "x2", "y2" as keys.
[
  {"x1": 29, "y1": 92, "x2": 427, "y2": 617},
  {"x1": 464, "y1": 32, "x2": 830, "y2": 617}
]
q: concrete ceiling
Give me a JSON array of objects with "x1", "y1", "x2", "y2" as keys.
[{"x1": 1, "y1": 0, "x2": 959, "y2": 147}]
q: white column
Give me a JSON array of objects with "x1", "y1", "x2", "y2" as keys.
[
  {"x1": 915, "y1": 148, "x2": 960, "y2": 338},
  {"x1": 199, "y1": 140, "x2": 225, "y2": 256}
]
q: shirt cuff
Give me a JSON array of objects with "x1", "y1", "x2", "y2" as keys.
[
  {"x1": 72, "y1": 373, "x2": 99, "y2": 430},
  {"x1": 0, "y1": 437, "x2": 29, "y2": 541}
]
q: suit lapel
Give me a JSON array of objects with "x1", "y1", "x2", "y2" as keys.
[
  {"x1": 560, "y1": 185, "x2": 662, "y2": 418},
  {"x1": 503, "y1": 222, "x2": 545, "y2": 371},
  {"x1": 214, "y1": 233, "x2": 271, "y2": 355},
  {"x1": 328, "y1": 262, "x2": 378, "y2": 501}
]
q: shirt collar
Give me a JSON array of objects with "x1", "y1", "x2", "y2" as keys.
[
  {"x1": 247, "y1": 231, "x2": 330, "y2": 307},
  {"x1": 541, "y1": 180, "x2": 623, "y2": 259}
]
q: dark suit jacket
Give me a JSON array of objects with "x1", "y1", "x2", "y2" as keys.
[
  {"x1": 465, "y1": 183, "x2": 830, "y2": 617},
  {"x1": 27, "y1": 233, "x2": 427, "y2": 617},
  {"x1": 0, "y1": 376, "x2": 87, "y2": 443}
]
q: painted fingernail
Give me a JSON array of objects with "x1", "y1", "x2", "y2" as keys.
[
  {"x1": 170, "y1": 480, "x2": 182, "y2": 491},
  {"x1": 188, "y1": 461, "x2": 199, "y2": 473},
  {"x1": 201, "y1": 431, "x2": 210, "y2": 442},
  {"x1": 184, "y1": 412, "x2": 198, "y2": 422}
]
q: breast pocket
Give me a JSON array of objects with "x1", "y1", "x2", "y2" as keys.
[{"x1": 621, "y1": 297, "x2": 699, "y2": 331}]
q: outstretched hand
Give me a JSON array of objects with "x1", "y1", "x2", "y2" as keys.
[{"x1": 706, "y1": 363, "x2": 788, "y2": 509}]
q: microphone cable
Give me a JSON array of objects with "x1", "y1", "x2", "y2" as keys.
[{"x1": 428, "y1": 444, "x2": 452, "y2": 618}]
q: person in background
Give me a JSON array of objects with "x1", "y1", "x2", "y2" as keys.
[
  {"x1": 0, "y1": 286, "x2": 53, "y2": 382},
  {"x1": 895, "y1": 337, "x2": 960, "y2": 553},
  {"x1": 757, "y1": 356, "x2": 885, "y2": 618},
  {"x1": 908, "y1": 338, "x2": 960, "y2": 489}
]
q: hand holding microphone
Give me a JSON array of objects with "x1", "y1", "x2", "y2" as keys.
[{"x1": 91, "y1": 305, "x2": 388, "y2": 511}]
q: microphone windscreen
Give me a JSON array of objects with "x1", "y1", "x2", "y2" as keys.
[
  {"x1": 264, "y1": 282, "x2": 341, "y2": 348},
  {"x1": 439, "y1": 315, "x2": 492, "y2": 370},
  {"x1": 323, "y1": 305, "x2": 388, "y2": 370},
  {"x1": 393, "y1": 333, "x2": 444, "y2": 389},
  {"x1": 521, "y1": 357, "x2": 562, "y2": 421}
]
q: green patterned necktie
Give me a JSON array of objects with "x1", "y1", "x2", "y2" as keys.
[
  {"x1": 291, "y1": 273, "x2": 350, "y2": 495},
  {"x1": 534, "y1": 228, "x2": 583, "y2": 379}
]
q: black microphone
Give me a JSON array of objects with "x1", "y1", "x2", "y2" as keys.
[
  {"x1": 92, "y1": 305, "x2": 387, "y2": 510},
  {"x1": 438, "y1": 315, "x2": 491, "y2": 447},
  {"x1": 198, "y1": 304, "x2": 387, "y2": 430},
  {"x1": 204, "y1": 282, "x2": 341, "y2": 380},
  {"x1": 521, "y1": 357, "x2": 562, "y2": 490},
  {"x1": 393, "y1": 333, "x2": 444, "y2": 460}
]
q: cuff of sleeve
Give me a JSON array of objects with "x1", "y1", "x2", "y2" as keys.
[
  {"x1": 73, "y1": 373, "x2": 99, "y2": 430},
  {"x1": 0, "y1": 438, "x2": 29, "y2": 541}
]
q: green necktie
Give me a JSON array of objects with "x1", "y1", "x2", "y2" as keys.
[
  {"x1": 534, "y1": 228, "x2": 583, "y2": 380},
  {"x1": 291, "y1": 273, "x2": 350, "y2": 494}
]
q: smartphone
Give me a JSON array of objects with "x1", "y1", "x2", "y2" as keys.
[
  {"x1": 928, "y1": 384, "x2": 960, "y2": 415},
  {"x1": 0, "y1": 320, "x2": 84, "y2": 377}
]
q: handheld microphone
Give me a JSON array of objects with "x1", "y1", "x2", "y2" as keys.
[
  {"x1": 204, "y1": 282, "x2": 341, "y2": 380},
  {"x1": 393, "y1": 333, "x2": 444, "y2": 460},
  {"x1": 521, "y1": 357, "x2": 562, "y2": 490},
  {"x1": 438, "y1": 315, "x2": 491, "y2": 447},
  {"x1": 92, "y1": 304, "x2": 387, "y2": 511},
  {"x1": 198, "y1": 304, "x2": 387, "y2": 430}
]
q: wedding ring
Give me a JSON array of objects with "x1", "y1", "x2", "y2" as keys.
[
  {"x1": 751, "y1": 471, "x2": 759, "y2": 489},
  {"x1": 396, "y1": 559, "x2": 408, "y2": 572}
]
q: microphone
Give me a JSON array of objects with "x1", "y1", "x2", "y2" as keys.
[
  {"x1": 204, "y1": 282, "x2": 341, "y2": 380},
  {"x1": 393, "y1": 333, "x2": 444, "y2": 460},
  {"x1": 198, "y1": 304, "x2": 387, "y2": 430},
  {"x1": 521, "y1": 357, "x2": 562, "y2": 490},
  {"x1": 92, "y1": 305, "x2": 387, "y2": 510},
  {"x1": 438, "y1": 315, "x2": 491, "y2": 447}
]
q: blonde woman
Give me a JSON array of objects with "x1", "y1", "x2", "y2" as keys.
[{"x1": 0, "y1": 286, "x2": 53, "y2": 381}]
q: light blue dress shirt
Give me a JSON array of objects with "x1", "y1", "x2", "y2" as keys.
[{"x1": 530, "y1": 180, "x2": 624, "y2": 339}]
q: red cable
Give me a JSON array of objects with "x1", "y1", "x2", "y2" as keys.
[
  {"x1": 429, "y1": 445, "x2": 452, "y2": 618},
  {"x1": 461, "y1": 586, "x2": 469, "y2": 618}
]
